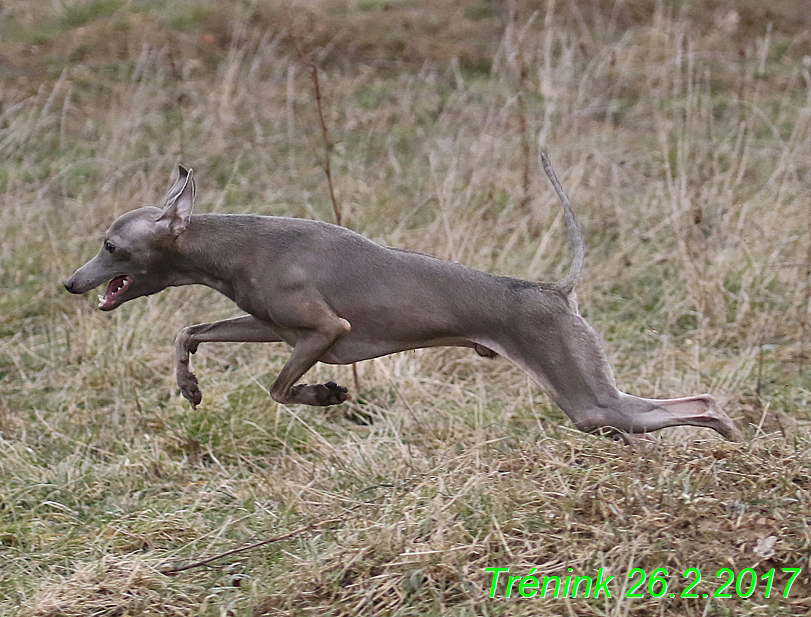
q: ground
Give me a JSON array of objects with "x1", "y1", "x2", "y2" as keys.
[{"x1": 1, "y1": 0, "x2": 810, "y2": 615}]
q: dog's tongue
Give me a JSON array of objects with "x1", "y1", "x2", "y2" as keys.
[{"x1": 99, "y1": 275, "x2": 130, "y2": 310}]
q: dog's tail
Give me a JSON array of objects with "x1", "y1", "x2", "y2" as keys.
[{"x1": 540, "y1": 152, "x2": 585, "y2": 297}]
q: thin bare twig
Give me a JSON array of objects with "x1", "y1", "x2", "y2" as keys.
[
  {"x1": 802, "y1": 189, "x2": 811, "y2": 377},
  {"x1": 508, "y1": 4, "x2": 537, "y2": 209},
  {"x1": 351, "y1": 356, "x2": 360, "y2": 392},
  {"x1": 287, "y1": 13, "x2": 342, "y2": 225},
  {"x1": 307, "y1": 61, "x2": 342, "y2": 226},
  {"x1": 159, "y1": 517, "x2": 341, "y2": 576},
  {"x1": 518, "y1": 62, "x2": 531, "y2": 209}
]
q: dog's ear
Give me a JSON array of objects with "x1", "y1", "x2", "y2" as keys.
[
  {"x1": 159, "y1": 168, "x2": 196, "y2": 236},
  {"x1": 163, "y1": 165, "x2": 190, "y2": 206}
]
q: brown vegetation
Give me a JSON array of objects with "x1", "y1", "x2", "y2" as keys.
[{"x1": 1, "y1": 0, "x2": 810, "y2": 615}]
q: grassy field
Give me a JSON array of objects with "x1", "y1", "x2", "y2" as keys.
[{"x1": 1, "y1": 0, "x2": 811, "y2": 615}]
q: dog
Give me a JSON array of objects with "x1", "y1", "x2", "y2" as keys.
[{"x1": 64, "y1": 154, "x2": 739, "y2": 441}]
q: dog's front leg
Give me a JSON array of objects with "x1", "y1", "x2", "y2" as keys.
[{"x1": 175, "y1": 315, "x2": 283, "y2": 407}]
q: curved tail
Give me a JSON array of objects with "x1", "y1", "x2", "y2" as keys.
[{"x1": 540, "y1": 152, "x2": 585, "y2": 296}]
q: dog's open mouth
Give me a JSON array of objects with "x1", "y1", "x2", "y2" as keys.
[{"x1": 98, "y1": 275, "x2": 132, "y2": 311}]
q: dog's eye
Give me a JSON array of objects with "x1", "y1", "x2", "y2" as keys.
[{"x1": 104, "y1": 241, "x2": 116, "y2": 254}]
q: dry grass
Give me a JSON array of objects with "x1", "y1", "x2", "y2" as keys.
[{"x1": 1, "y1": 0, "x2": 810, "y2": 615}]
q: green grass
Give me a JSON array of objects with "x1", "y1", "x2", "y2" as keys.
[
  {"x1": 1, "y1": 0, "x2": 810, "y2": 615},
  {"x1": 61, "y1": 0, "x2": 125, "y2": 29}
]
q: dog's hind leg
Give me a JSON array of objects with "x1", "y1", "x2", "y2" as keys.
[
  {"x1": 267, "y1": 299, "x2": 352, "y2": 407},
  {"x1": 497, "y1": 293, "x2": 740, "y2": 440}
]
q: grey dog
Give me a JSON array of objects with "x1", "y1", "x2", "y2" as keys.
[{"x1": 65, "y1": 154, "x2": 739, "y2": 441}]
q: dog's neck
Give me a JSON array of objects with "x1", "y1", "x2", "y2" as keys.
[{"x1": 166, "y1": 215, "x2": 247, "y2": 300}]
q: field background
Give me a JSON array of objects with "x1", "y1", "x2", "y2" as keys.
[{"x1": 1, "y1": 0, "x2": 811, "y2": 615}]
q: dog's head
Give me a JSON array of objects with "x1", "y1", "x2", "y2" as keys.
[{"x1": 64, "y1": 165, "x2": 196, "y2": 310}]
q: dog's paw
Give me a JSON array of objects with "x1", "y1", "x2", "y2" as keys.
[
  {"x1": 288, "y1": 381, "x2": 349, "y2": 406},
  {"x1": 177, "y1": 365, "x2": 202, "y2": 408},
  {"x1": 318, "y1": 381, "x2": 349, "y2": 406}
]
